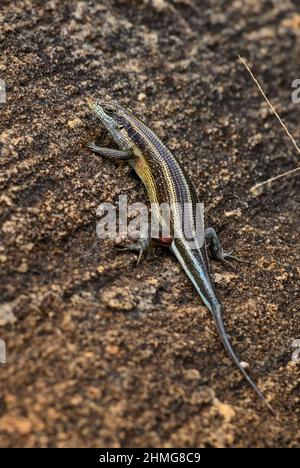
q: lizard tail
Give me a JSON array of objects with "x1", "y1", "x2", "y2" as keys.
[{"x1": 211, "y1": 304, "x2": 277, "y2": 416}]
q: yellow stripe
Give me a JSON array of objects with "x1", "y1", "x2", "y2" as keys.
[{"x1": 128, "y1": 115, "x2": 194, "y2": 238}]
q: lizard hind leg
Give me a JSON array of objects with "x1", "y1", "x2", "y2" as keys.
[
  {"x1": 205, "y1": 228, "x2": 249, "y2": 264},
  {"x1": 116, "y1": 237, "x2": 150, "y2": 265},
  {"x1": 116, "y1": 220, "x2": 151, "y2": 265},
  {"x1": 116, "y1": 231, "x2": 173, "y2": 264}
]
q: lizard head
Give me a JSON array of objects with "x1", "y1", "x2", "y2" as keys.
[{"x1": 87, "y1": 98, "x2": 133, "y2": 150}]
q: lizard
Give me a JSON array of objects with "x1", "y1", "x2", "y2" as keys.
[{"x1": 86, "y1": 98, "x2": 275, "y2": 415}]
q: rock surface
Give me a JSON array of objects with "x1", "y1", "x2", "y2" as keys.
[{"x1": 0, "y1": 0, "x2": 299, "y2": 448}]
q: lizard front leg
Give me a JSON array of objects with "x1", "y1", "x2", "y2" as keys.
[{"x1": 87, "y1": 142, "x2": 132, "y2": 161}]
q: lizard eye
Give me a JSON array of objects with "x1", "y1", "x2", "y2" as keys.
[{"x1": 101, "y1": 102, "x2": 118, "y2": 113}]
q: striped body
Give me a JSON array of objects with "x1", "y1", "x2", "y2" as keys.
[
  {"x1": 88, "y1": 99, "x2": 275, "y2": 414},
  {"x1": 123, "y1": 110, "x2": 220, "y2": 313}
]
